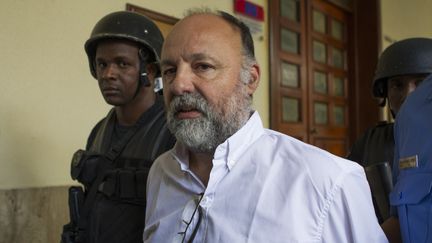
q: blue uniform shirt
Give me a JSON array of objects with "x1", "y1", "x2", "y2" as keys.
[{"x1": 390, "y1": 74, "x2": 432, "y2": 243}]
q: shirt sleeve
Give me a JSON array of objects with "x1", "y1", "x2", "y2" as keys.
[{"x1": 321, "y1": 168, "x2": 389, "y2": 243}]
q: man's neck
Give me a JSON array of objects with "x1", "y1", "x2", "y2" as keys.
[
  {"x1": 189, "y1": 151, "x2": 214, "y2": 187},
  {"x1": 115, "y1": 90, "x2": 156, "y2": 126}
]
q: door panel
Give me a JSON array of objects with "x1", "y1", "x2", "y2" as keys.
[
  {"x1": 271, "y1": 0, "x2": 351, "y2": 156},
  {"x1": 271, "y1": 0, "x2": 308, "y2": 142},
  {"x1": 307, "y1": 0, "x2": 349, "y2": 156}
]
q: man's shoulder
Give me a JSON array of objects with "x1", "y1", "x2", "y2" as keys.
[
  {"x1": 85, "y1": 111, "x2": 113, "y2": 149},
  {"x1": 355, "y1": 122, "x2": 394, "y2": 149},
  {"x1": 147, "y1": 148, "x2": 177, "y2": 181},
  {"x1": 359, "y1": 122, "x2": 394, "y2": 139},
  {"x1": 261, "y1": 129, "x2": 361, "y2": 171},
  {"x1": 137, "y1": 96, "x2": 169, "y2": 128},
  {"x1": 372, "y1": 121, "x2": 394, "y2": 130},
  {"x1": 255, "y1": 129, "x2": 364, "y2": 195},
  {"x1": 151, "y1": 146, "x2": 178, "y2": 167}
]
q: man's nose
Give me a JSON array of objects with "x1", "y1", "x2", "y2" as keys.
[
  {"x1": 100, "y1": 64, "x2": 117, "y2": 79},
  {"x1": 168, "y1": 66, "x2": 195, "y2": 95}
]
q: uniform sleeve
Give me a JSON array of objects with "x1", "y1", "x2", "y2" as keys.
[
  {"x1": 389, "y1": 129, "x2": 400, "y2": 218},
  {"x1": 321, "y1": 168, "x2": 389, "y2": 243}
]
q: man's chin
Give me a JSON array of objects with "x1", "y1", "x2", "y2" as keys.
[
  {"x1": 177, "y1": 135, "x2": 215, "y2": 154},
  {"x1": 104, "y1": 97, "x2": 124, "y2": 107}
]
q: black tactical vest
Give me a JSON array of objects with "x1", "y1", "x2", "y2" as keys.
[{"x1": 73, "y1": 96, "x2": 175, "y2": 243}]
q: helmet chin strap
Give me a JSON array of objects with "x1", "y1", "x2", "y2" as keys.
[
  {"x1": 132, "y1": 71, "x2": 150, "y2": 99},
  {"x1": 132, "y1": 49, "x2": 153, "y2": 99}
]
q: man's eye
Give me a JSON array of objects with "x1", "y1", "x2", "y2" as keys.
[
  {"x1": 163, "y1": 68, "x2": 176, "y2": 76},
  {"x1": 389, "y1": 81, "x2": 403, "y2": 89},
  {"x1": 118, "y1": 61, "x2": 129, "y2": 68},
  {"x1": 196, "y1": 64, "x2": 213, "y2": 71},
  {"x1": 96, "y1": 62, "x2": 106, "y2": 69}
]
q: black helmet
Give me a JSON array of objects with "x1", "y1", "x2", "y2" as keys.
[
  {"x1": 85, "y1": 11, "x2": 164, "y2": 79},
  {"x1": 372, "y1": 37, "x2": 432, "y2": 98}
]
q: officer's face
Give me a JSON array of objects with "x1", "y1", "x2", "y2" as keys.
[
  {"x1": 387, "y1": 74, "x2": 426, "y2": 115},
  {"x1": 95, "y1": 39, "x2": 140, "y2": 106}
]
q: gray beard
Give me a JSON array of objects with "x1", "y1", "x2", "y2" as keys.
[{"x1": 167, "y1": 85, "x2": 252, "y2": 153}]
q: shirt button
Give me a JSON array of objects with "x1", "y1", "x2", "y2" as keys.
[{"x1": 200, "y1": 195, "x2": 213, "y2": 208}]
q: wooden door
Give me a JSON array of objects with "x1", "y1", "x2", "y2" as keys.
[
  {"x1": 270, "y1": 0, "x2": 352, "y2": 156},
  {"x1": 307, "y1": 0, "x2": 350, "y2": 156},
  {"x1": 126, "y1": 3, "x2": 178, "y2": 37}
]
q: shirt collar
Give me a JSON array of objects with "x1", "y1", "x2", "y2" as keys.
[
  {"x1": 171, "y1": 111, "x2": 264, "y2": 171},
  {"x1": 171, "y1": 142, "x2": 190, "y2": 172},
  {"x1": 222, "y1": 111, "x2": 264, "y2": 170}
]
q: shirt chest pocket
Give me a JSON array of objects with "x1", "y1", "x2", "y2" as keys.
[{"x1": 389, "y1": 172, "x2": 432, "y2": 243}]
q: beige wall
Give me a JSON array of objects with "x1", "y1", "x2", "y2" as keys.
[
  {"x1": 0, "y1": 0, "x2": 269, "y2": 189},
  {"x1": 381, "y1": 0, "x2": 432, "y2": 48},
  {"x1": 3, "y1": 0, "x2": 430, "y2": 190},
  {"x1": 379, "y1": 0, "x2": 432, "y2": 119}
]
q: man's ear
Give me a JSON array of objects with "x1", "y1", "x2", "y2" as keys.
[
  {"x1": 145, "y1": 63, "x2": 158, "y2": 85},
  {"x1": 246, "y1": 63, "x2": 260, "y2": 95}
]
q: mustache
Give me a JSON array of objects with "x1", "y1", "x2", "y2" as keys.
[{"x1": 168, "y1": 93, "x2": 209, "y2": 115}]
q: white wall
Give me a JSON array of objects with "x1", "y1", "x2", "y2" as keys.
[{"x1": 0, "y1": 0, "x2": 269, "y2": 189}]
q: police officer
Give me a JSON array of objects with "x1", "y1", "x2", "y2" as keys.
[
  {"x1": 385, "y1": 74, "x2": 432, "y2": 243},
  {"x1": 61, "y1": 11, "x2": 175, "y2": 243},
  {"x1": 347, "y1": 38, "x2": 432, "y2": 223}
]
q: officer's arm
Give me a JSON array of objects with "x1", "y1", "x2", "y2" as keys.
[{"x1": 381, "y1": 216, "x2": 402, "y2": 243}]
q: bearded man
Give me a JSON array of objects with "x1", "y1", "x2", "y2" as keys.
[{"x1": 143, "y1": 9, "x2": 388, "y2": 243}]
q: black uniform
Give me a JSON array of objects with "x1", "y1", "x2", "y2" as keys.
[
  {"x1": 73, "y1": 95, "x2": 175, "y2": 243},
  {"x1": 347, "y1": 122, "x2": 394, "y2": 223},
  {"x1": 347, "y1": 122, "x2": 394, "y2": 167}
]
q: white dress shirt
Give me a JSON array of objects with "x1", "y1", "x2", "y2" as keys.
[{"x1": 144, "y1": 112, "x2": 388, "y2": 243}]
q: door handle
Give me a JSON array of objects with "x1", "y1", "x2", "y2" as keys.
[{"x1": 310, "y1": 128, "x2": 317, "y2": 135}]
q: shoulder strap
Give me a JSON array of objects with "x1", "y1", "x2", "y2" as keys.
[
  {"x1": 87, "y1": 109, "x2": 116, "y2": 152},
  {"x1": 76, "y1": 114, "x2": 148, "y2": 241}
]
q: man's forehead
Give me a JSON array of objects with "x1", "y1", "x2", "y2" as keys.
[
  {"x1": 177, "y1": 13, "x2": 224, "y2": 28},
  {"x1": 162, "y1": 15, "x2": 241, "y2": 62},
  {"x1": 167, "y1": 13, "x2": 237, "y2": 42},
  {"x1": 389, "y1": 74, "x2": 427, "y2": 82}
]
